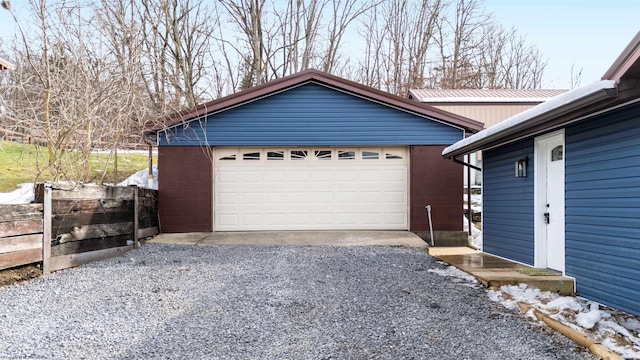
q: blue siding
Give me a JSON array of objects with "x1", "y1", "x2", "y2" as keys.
[
  {"x1": 159, "y1": 83, "x2": 463, "y2": 146},
  {"x1": 483, "y1": 139, "x2": 535, "y2": 265},
  {"x1": 565, "y1": 102, "x2": 640, "y2": 316}
]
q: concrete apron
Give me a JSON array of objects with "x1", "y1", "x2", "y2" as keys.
[{"x1": 149, "y1": 231, "x2": 429, "y2": 249}]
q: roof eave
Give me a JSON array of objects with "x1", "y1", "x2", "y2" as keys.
[
  {"x1": 442, "y1": 82, "x2": 618, "y2": 158},
  {"x1": 419, "y1": 97, "x2": 556, "y2": 103},
  {"x1": 602, "y1": 31, "x2": 640, "y2": 82}
]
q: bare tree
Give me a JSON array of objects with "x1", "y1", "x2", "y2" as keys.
[
  {"x1": 357, "y1": 0, "x2": 444, "y2": 95},
  {"x1": 5, "y1": 0, "x2": 71, "y2": 180},
  {"x1": 570, "y1": 63, "x2": 583, "y2": 89},
  {"x1": 219, "y1": 0, "x2": 268, "y2": 88},
  {"x1": 433, "y1": 0, "x2": 488, "y2": 89},
  {"x1": 139, "y1": 0, "x2": 219, "y2": 109},
  {"x1": 405, "y1": 0, "x2": 443, "y2": 91},
  {"x1": 271, "y1": 0, "x2": 329, "y2": 76},
  {"x1": 0, "y1": 0, "x2": 552, "y2": 188},
  {"x1": 426, "y1": 0, "x2": 546, "y2": 90},
  {"x1": 321, "y1": 0, "x2": 377, "y2": 73}
]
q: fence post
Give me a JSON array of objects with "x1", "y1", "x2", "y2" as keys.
[
  {"x1": 42, "y1": 186, "x2": 52, "y2": 275},
  {"x1": 133, "y1": 186, "x2": 139, "y2": 249}
]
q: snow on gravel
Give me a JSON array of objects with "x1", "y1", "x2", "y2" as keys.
[
  {"x1": 0, "y1": 244, "x2": 594, "y2": 360},
  {"x1": 428, "y1": 264, "x2": 478, "y2": 284},
  {"x1": 487, "y1": 284, "x2": 640, "y2": 359}
]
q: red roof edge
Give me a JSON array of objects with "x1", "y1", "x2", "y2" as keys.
[
  {"x1": 146, "y1": 69, "x2": 483, "y2": 135},
  {"x1": 602, "y1": 31, "x2": 640, "y2": 82}
]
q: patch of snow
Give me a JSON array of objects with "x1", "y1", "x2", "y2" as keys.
[
  {"x1": 543, "y1": 296, "x2": 584, "y2": 313},
  {"x1": 0, "y1": 165, "x2": 158, "y2": 205},
  {"x1": 463, "y1": 215, "x2": 482, "y2": 250},
  {"x1": 117, "y1": 164, "x2": 158, "y2": 190},
  {"x1": 487, "y1": 283, "x2": 640, "y2": 359},
  {"x1": 575, "y1": 305, "x2": 609, "y2": 329},
  {"x1": 0, "y1": 183, "x2": 35, "y2": 204},
  {"x1": 428, "y1": 266, "x2": 477, "y2": 283},
  {"x1": 623, "y1": 318, "x2": 640, "y2": 332},
  {"x1": 92, "y1": 149, "x2": 158, "y2": 155},
  {"x1": 463, "y1": 193, "x2": 482, "y2": 213},
  {"x1": 601, "y1": 319, "x2": 640, "y2": 347},
  {"x1": 602, "y1": 337, "x2": 640, "y2": 359}
]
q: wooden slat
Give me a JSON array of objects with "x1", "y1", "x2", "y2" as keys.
[
  {"x1": 0, "y1": 234, "x2": 42, "y2": 253},
  {"x1": 150, "y1": 208, "x2": 159, "y2": 227},
  {"x1": 53, "y1": 211, "x2": 133, "y2": 234},
  {"x1": 55, "y1": 222, "x2": 134, "y2": 244},
  {"x1": 53, "y1": 199, "x2": 133, "y2": 214},
  {"x1": 52, "y1": 186, "x2": 134, "y2": 200},
  {"x1": 138, "y1": 226, "x2": 159, "y2": 239},
  {"x1": 138, "y1": 217, "x2": 150, "y2": 230},
  {"x1": 0, "y1": 219, "x2": 43, "y2": 238},
  {"x1": 43, "y1": 187, "x2": 52, "y2": 275},
  {"x1": 138, "y1": 198, "x2": 157, "y2": 207},
  {"x1": 0, "y1": 204, "x2": 44, "y2": 222},
  {"x1": 51, "y1": 235, "x2": 131, "y2": 256},
  {"x1": 0, "y1": 248, "x2": 43, "y2": 270},
  {"x1": 138, "y1": 209, "x2": 151, "y2": 221},
  {"x1": 49, "y1": 245, "x2": 133, "y2": 272},
  {"x1": 0, "y1": 212, "x2": 43, "y2": 223},
  {"x1": 138, "y1": 198, "x2": 159, "y2": 228},
  {"x1": 138, "y1": 188, "x2": 158, "y2": 198}
]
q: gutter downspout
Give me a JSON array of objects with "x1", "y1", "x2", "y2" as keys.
[
  {"x1": 450, "y1": 155, "x2": 481, "y2": 237},
  {"x1": 467, "y1": 154, "x2": 472, "y2": 237},
  {"x1": 452, "y1": 156, "x2": 481, "y2": 171}
]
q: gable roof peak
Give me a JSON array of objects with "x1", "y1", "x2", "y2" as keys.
[{"x1": 147, "y1": 70, "x2": 483, "y2": 135}]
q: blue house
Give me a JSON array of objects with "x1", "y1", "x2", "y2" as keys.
[{"x1": 443, "y1": 32, "x2": 640, "y2": 316}]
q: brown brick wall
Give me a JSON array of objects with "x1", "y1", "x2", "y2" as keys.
[
  {"x1": 410, "y1": 145, "x2": 463, "y2": 232},
  {"x1": 158, "y1": 146, "x2": 212, "y2": 232}
]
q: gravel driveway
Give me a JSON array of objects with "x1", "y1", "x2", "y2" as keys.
[{"x1": 0, "y1": 244, "x2": 593, "y2": 359}]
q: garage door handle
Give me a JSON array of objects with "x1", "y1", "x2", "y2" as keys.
[{"x1": 544, "y1": 212, "x2": 550, "y2": 224}]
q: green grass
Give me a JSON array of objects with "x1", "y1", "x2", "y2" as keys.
[{"x1": 0, "y1": 140, "x2": 156, "y2": 192}]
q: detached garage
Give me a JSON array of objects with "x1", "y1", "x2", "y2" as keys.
[{"x1": 147, "y1": 70, "x2": 482, "y2": 239}]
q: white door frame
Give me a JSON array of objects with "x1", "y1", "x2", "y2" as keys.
[
  {"x1": 211, "y1": 146, "x2": 216, "y2": 232},
  {"x1": 534, "y1": 130, "x2": 565, "y2": 272}
]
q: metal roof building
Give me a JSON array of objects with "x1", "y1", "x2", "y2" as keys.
[{"x1": 408, "y1": 88, "x2": 569, "y2": 129}]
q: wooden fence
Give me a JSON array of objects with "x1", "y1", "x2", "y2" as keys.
[
  {"x1": 0, "y1": 184, "x2": 159, "y2": 274},
  {"x1": 0, "y1": 204, "x2": 44, "y2": 270}
]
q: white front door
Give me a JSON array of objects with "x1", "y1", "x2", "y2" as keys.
[
  {"x1": 535, "y1": 131, "x2": 565, "y2": 272},
  {"x1": 213, "y1": 147, "x2": 409, "y2": 231}
]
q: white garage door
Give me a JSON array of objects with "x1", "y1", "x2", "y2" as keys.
[{"x1": 214, "y1": 147, "x2": 408, "y2": 231}]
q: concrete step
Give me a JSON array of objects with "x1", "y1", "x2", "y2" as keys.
[{"x1": 429, "y1": 247, "x2": 575, "y2": 295}]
